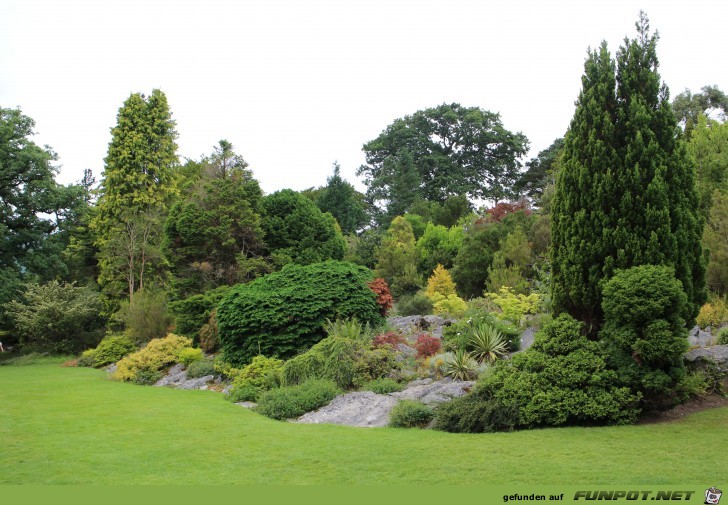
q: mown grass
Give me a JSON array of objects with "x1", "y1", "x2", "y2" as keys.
[{"x1": 1, "y1": 361, "x2": 726, "y2": 485}]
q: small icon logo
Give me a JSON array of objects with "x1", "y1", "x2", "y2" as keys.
[{"x1": 706, "y1": 487, "x2": 722, "y2": 505}]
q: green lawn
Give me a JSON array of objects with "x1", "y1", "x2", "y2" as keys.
[{"x1": 1, "y1": 362, "x2": 726, "y2": 485}]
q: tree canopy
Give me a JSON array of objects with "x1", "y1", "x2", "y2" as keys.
[{"x1": 357, "y1": 103, "x2": 529, "y2": 216}]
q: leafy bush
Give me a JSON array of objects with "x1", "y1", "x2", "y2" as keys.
[
  {"x1": 696, "y1": 297, "x2": 728, "y2": 329},
  {"x1": 132, "y1": 368, "x2": 163, "y2": 385},
  {"x1": 217, "y1": 261, "x2": 384, "y2": 365},
  {"x1": 5, "y1": 281, "x2": 104, "y2": 353},
  {"x1": 368, "y1": 278, "x2": 394, "y2": 316},
  {"x1": 229, "y1": 355, "x2": 284, "y2": 392},
  {"x1": 362, "y1": 377, "x2": 403, "y2": 394},
  {"x1": 430, "y1": 293, "x2": 467, "y2": 318},
  {"x1": 226, "y1": 383, "x2": 259, "y2": 403},
  {"x1": 419, "y1": 352, "x2": 451, "y2": 379},
  {"x1": 443, "y1": 348, "x2": 478, "y2": 380},
  {"x1": 433, "y1": 394, "x2": 519, "y2": 433},
  {"x1": 168, "y1": 286, "x2": 230, "y2": 343},
  {"x1": 388, "y1": 400, "x2": 434, "y2": 428},
  {"x1": 600, "y1": 265, "x2": 691, "y2": 411},
  {"x1": 186, "y1": 358, "x2": 216, "y2": 379},
  {"x1": 717, "y1": 327, "x2": 728, "y2": 346},
  {"x1": 79, "y1": 333, "x2": 137, "y2": 368},
  {"x1": 113, "y1": 334, "x2": 193, "y2": 383},
  {"x1": 414, "y1": 333, "x2": 441, "y2": 359},
  {"x1": 352, "y1": 346, "x2": 399, "y2": 387},
  {"x1": 255, "y1": 379, "x2": 341, "y2": 420},
  {"x1": 177, "y1": 347, "x2": 203, "y2": 366},
  {"x1": 115, "y1": 289, "x2": 173, "y2": 343},
  {"x1": 484, "y1": 286, "x2": 541, "y2": 326},
  {"x1": 394, "y1": 292, "x2": 433, "y2": 316}
]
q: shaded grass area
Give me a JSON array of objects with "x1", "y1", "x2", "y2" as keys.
[{"x1": 1, "y1": 363, "x2": 727, "y2": 484}]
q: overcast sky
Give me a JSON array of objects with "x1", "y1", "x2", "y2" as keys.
[{"x1": 2, "y1": 0, "x2": 726, "y2": 195}]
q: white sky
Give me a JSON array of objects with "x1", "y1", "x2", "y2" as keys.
[{"x1": 1, "y1": 0, "x2": 727, "y2": 195}]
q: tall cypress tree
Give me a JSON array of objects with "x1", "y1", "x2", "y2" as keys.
[{"x1": 552, "y1": 13, "x2": 705, "y2": 330}]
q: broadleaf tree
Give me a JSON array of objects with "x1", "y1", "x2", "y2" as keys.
[{"x1": 357, "y1": 103, "x2": 529, "y2": 218}]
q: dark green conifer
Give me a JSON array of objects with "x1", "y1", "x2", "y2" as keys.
[{"x1": 552, "y1": 13, "x2": 706, "y2": 330}]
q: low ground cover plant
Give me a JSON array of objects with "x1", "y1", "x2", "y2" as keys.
[
  {"x1": 255, "y1": 379, "x2": 341, "y2": 420},
  {"x1": 362, "y1": 377, "x2": 403, "y2": 394}
]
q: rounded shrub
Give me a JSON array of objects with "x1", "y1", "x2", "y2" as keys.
[
  {"x1": 600, "y1": 265, "x2": 691, "y2": 410},
  {"x1": 217, "y1": 261, "x2": 384, "y2": 365},
  {"x1": 177, "y1": 347, "x2": 203, "y2": 366},
  {"x1": 388, "y1": 400, "x2": 434, "y2": 428},
  {"x1": 80, "y1": 333, "x2": 137, "y2": 368},
  {"x1": 186, "y1": 358, "x2": 216, "y2": 379},
  {"x1": 255, "y1": 379, "x2": 341, "y2": 420}
]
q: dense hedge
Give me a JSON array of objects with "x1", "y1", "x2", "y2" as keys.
[{"x1": 217, "y1": 261, "x2": 384, "y2": 365}]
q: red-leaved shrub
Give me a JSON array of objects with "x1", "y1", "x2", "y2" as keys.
[
  {"x1": 372, "y1": 332, "x2": 406, "y2": 349},
  {"x1": 368, "y1": 278, "x2": 394, "y2": 316},
  {"x1": 414, "y1": 333, "x2": 441, "y2": 359}
]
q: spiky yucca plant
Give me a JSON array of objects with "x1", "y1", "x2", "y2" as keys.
[
  {"x1": 469, "y1": 323, "x2": 509, "y2": 364},
  {"x1": 444, "y1": 348, "x2": 478, "y2": 381}
]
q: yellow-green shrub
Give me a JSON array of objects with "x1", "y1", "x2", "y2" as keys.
[
  {"x1": 431, "y1": 293, "x2": 467, "y2": 318},
  {"x1": 484, "y1": 286, "x2": 541, "y2": 326},
  {"x1": 113, "y1": 334, "x2": 193, "y2": 383},
  {"x1": 696, "y1": 298, "x2": 728, "y2": 329},
  {"x1": 177, "y1": 347, "x2": 203, "y2": 366}
]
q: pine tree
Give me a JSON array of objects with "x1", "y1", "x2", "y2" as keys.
[
  {"x1": 552, "y1": 13, "x2": 705, "y2": 330},
  {"x1": 316, "y1": 162, "x2": 367, "y2": 235}
]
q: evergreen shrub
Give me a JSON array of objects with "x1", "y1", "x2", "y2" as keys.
[
  {"x1": 388, "y1": 400, "x2": 434, "y2": 428},
  {"x1": 395, "y1": 292, "x2": 433, "y2": 316},
  {"x1": 600, "y1": 265, "x2": 692, "y2": 410},
  {"x1": 186, "y1": 358, "x2": 216, "y2": 379},
  {"x1": 79, "y1": 333, "x2": 137, "y2": 368},
  {"x1": 217, "y1": 261, "x2": 383, "y2": 365},
  {"x1": 434, "y1": 314, "x2": 640, "y2": 432},
  {"x1": 169, "y1": 286, "x2": 230, "y2": 343},
  {"x1": 113, "y1": 334, "x2": 193, "y2": 383},
  {"x1": 255, "y1": 379, "x2": 341, "y2": 420}
]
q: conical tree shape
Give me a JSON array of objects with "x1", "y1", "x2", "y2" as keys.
[{"x1": 552, "y1": 13, "x2": 706, "y2": 330}]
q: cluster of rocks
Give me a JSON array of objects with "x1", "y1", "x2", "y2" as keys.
[
  {"x1": 295, "y1": 377, "x2": 474, "y2": 427},
  {"x1": 153, "y1": 363, "x2": 221, "y2": 390}
]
